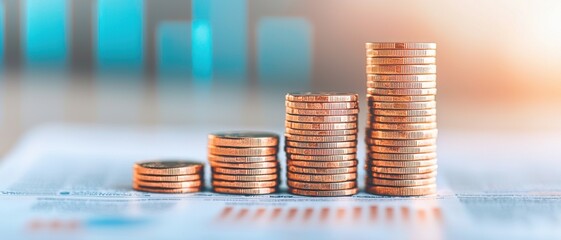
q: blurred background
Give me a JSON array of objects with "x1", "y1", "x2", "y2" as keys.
[{"x1": 0, "y1": 0, "x2": 561, "y2": 154}]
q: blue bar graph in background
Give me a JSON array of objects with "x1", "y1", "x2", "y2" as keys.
[{"x1": 191, "y1": 0, "x2": 212, "y2": 88}]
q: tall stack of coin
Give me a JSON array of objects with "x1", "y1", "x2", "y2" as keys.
[
  {"x1": 285, "y1": 92, "x2": 359, "y2": 197},
  {"x1": 208, "y1": 132, "x2": 280, "y2": 195},
  {"x1": 364, "y1": 42, "x2": 438, "y2": 196},
  {"x1": 133, "y1": 161, "x2": 204, "y2": 193}
]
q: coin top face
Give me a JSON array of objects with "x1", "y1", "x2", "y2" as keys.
[
  {"x1": 210, "y1": 131, "x2": 278, "y2": 139},
  {"x1": 137, "y1": 161, "x2": 200, "y2": 169}
]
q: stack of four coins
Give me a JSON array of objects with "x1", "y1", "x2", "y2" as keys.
[{"x1": 133, "y1": 161, "x2": 204, "y2": 193}]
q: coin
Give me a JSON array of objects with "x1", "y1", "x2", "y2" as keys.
[
  {"x1": 366, "y1": 57, "x2": 436, "y2": 65},
  {"x1": 366, "y1": 65, "x2": 436, "y2": 74},
  {"x1": 133, "y1": 173, "x2": 202, "y2": 182},
  {"x1": 287, "y1": 172, "x2": 357, "y2": 182},
  {"x1": 208, "y1": 131, "x2": 279, "y2": 147},
  {"x1": 370, "y1": 122, "x2": 437, "y2": 131},
  {"x1": 285, "y1": 122, "x2": 357, "y2": 130},
  {"x1": 367, "y1": 74, "x2": 436, "y2": 82},
  {"x1": 212, "y1": 167, "x2": 278, "y2": 175},
  {"x1": 369, "y1": 159, "x2": 437, "y2": 167},
  {"x1": 367, "y1": 129, "x2": 438, "y2": 139},
  {"x1": 133, "y1": 184, "x2": 202, "y2": 193},
  {"x1": 134, "y1": 161, "x2": 204, "y2": 175},
  {"x1": 287, "y1": 180, "x2": 356, "y2": 190},
  {"x1": 368, "y1": 177, "x2": 436, "y2": 187},
  {"x1": 369, "y1": 101, "x2": 436, "y2": 110},
  {"x1": 370, "y1": 165, "x2": 437, "y2": 174},
  {"x1": 134, "y1": 180, "x2": 202, "y2": 189},
  {"x1": 369, "y1": 152, "x2": 437, "y2": 161},
  {"x1": 365, "y1": 42, "x2": 437, "y2": 50},
  {"x1": 286, "y1": 92, "x2": 358, "y2": 102},
  {"x1": 287, "y1": 160, "x2": 358, "y2": 168},
  {"x1": 372, "y1": 115, "x2": 437, "y2": 123},
  {"x1": 287, "y1": 154, "x2": 357, "y2": 161},
  {"x1": 286, "y1": 147, "x2": 357, "y2": 156},
  {"x1": 286, "y1": 101, "x2": 359, "y2": 110},
  {"x1": 288, "y1": 166, "x2": 357, "y2": 175},
  {"x1": 208, "y1": 146, "x2": 277, "y2": 156},
  {"x1": 285, "y1": 140, "x2": 357, "y2": 149},
  {"x1": 367, "y1": 88, "x2": 437, "y2": 96},
  {"x1": 368, "y1": 95, "x2": 435, "y2": 102},
  {"x1": 371, "y1": 171, "x2": 437, "y2": 180},
  {"x1": 284, "y1": 133, "x2": 357, "y2": 142},
  {"x1": 286, "y1": 114, "x2": 358, "y2": 123},
  {"x1": 286, "y1": 107, "x2": 360, "y2": 116},
  {"x1": 367, "y1": 81, "x2": 436, "y2": 89},
  {"x1": 366, "y1": 49, "x2": 436, "y2": 57},
  {"x1": 366, "y1": 138, "x2": 436, "y2": 147},
  {"x1": 209, "y1": 161, "x2": 278, "y2": 169},
  {"x1": 207, "y1": 154, "x2": 277, "y2": 163},
  {"x1": 366, "y1": 184, "x2": 436, "y2": 196},
  {"x1": 370, "y1": 145, "x2": 437, "y2": 154},
  {"x1": 211, "y1": 180, "x2": 277, "y2": 188},
  {"x1": 285, "y1": 128, "x2": 358, "y2": 136},
  {"x1": 372, "y1": 109, "x2": 436, "y2": 116},
  {"x1": 213, "y1": 187, "x2": 277, "y2": 195},
  {"x1": 288, "y1": 188, "x2": 358, "y2": 197},
  {"x1": 212, "y1": 173, "x2": 278, "y2": 182}
]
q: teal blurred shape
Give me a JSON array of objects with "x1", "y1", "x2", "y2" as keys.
[{"x1": 157, "y1": 21, "x2": 191, "y2": 77}]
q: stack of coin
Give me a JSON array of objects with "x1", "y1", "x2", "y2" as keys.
[
  {"x1": 285, "y1": 92, "x2": 359, "y2": 197},
  {"x1": 133, "y1": 161, "x2": 204, "y2": 193},
  {"x1": 208, "y1": 131, "x2": 280, "y2": 195},
  {"x1": 365, "y1": 42, "x2": 438, "y2": 196}
]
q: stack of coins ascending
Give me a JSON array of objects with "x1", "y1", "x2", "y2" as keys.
[
  {"x1": 208, "y1": 132, "x2": 280, "y2": 195},
  {"x1": 285, "y1": 92, "x2": 359, "y2": 197},
  {"x1": 365, "y1": 42, "x2": 438, "y2": 196},
  {"x1": 133, "y1": 161, "x2": 204, "y2": 193}
]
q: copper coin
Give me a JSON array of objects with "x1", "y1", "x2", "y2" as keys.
[
  {"x1": 212, "y1": 173, "x2": 278, "y2": 182},
  {"x1": 370, "y1": 165, "x2": 437, "y2": 174},
  {"x1": 285, "y1": 122, "x2": 357, "y2": 130},
  {"x1": 370, "y1": 145, "x2": 436, "y2": 154},
  {"x1": 371, "y1": 123, "x2": 437, "y2": 131},
  {"x1": 212, "y1": 180, "x2": 277, "y2": 188},
  {"x1": 287, "y1": 160, "x2": 358, "y2": 168},
  {"x1": 366, "y1": 65, "x2": 436, "y2": 74},
  {"x1": 286, "y1": 92, "x2": 358, "y2": 102},
  {"x1": 366, "y1": 57, "x2": 436, "y2": 65},
  {"x1": 288, "y1": 188, "x2": 358, "y2": 197},
  {"x1": 288, "y1": 154, "x2": 357, "y2": 161},
  {"x1": 286, "y1": 114, "x2": 358, "y2": 123},
  {"x1": 132, "y1": 183, "x2": 201, "y2": 193},
  {"x1": 208, "y1": 131, "x2": 279, "y2": 147},
  {"x1": 367, "y1": 88, "x2": 437, "y2": 96},
  {"x1": 288, "y1": 166, "x2": 357, "y2": 175},
  {"x1": 369, "y1": 152, "x2": 437, "y2": 161},
  {"x1": 287, "y1": 172, "x2": 357, "y2": 182},
  {"x1": 212, "y1": 167, "x2": 278, "y2": 175},
  {"x1": 366, "y1": 138, "x2": 436, "y2": 147},
  {"x1": 134, "y1": 180, "x2": 202, "y2": 189},
  {"x1": 366, "y1": 184, "x2": 436, "y2": 196},
  {"x1": 213, "y1": 187, "x2": 277, "y2": 195},
  {"x1": 366, "y1": 49, "x2": 436, "y2": 57},
  {"x1": 286, "y1": 101, "x2": 358, "y2": 110},
  {"x1": 285, "y1": 128, "x2": 358, "y2": 136},
  {"x1": 286, "y1": 147, "x2": 357, "y2": 156},
  {"x1": 367, "y1": 74, "x2": 436, "y2": 82},
  {"x1": 372, "y1": 109, "x2": 436, "y2": 116},
  {"x1": 286, "y1": 107, "x2": 360, "y2": 116},
  {"x1": 368, "y1": 177, "x2": 436, "y2": 187},
  {"x1": 287, "y1": 180, "x2": 356, "y2": 190},
  {"x1": 365, "y1": 42, "x2": 436, "y2": 50},
  {"x1": 133, "y1": 173, "x2": 202, "y2": 182},
  {"x1": 209, "y1": 161, "x2": 278, "y2": 169},
  {"x1": 367, "y1": 81, "x2": 436, "y2": 89},
  {"x1": 370, "y1": 171, "x2": 437, "y2": 180},
  {"x1": 285, "y1": 141, "x2": 357, "y2": 149},
  {"x1": 369, "y1": 159, "x2": 437, "y2": 167},
  {"x1": 367, "y1": 95, "x2": 435, "y2": 102},
  {"x1": 369, "y1": 101, "x2": 436, "y2": 110},
  {"x1": 285, "y1": 133, "x2": 357, "y2": 142},
  {"x1": 367, "y1": 129, "x2": 438, "y2": 139},
  {"x1": 134, "y1": 161, "x2": 204, "y2": 175},
  {"x1": 208, "y1": 146, "x2": 277, "y2": 156},
  {"x1": 207, "y1": 154, "x2": 277, "y2": 163},
  {"x1": 372, "y1": 115, "x2": 437, "y2": 123}
]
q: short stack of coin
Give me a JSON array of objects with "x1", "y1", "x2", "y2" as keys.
[
  {"x1": 365, "y1": 42, "x2": 438, "y2": 196},
  {"x1": 133, "y1": 161, "x2": 204, "y2": 193},
  {"x1": 285, "y1": 92, "x2": 359, "y2": 197},
  {"x1": 208, "y1": 131, "x2": 280, "y2": 195}
]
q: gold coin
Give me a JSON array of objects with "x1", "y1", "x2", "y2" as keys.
[
  {"x1": 133, "y1": 173, "x2": 202, "y2": 182},
  {"x1": 288, "y1": 188, "x2": 358, "y2": 197},
  {"x1": 366, "y1": 57, "x2": 436, "y2": 65},
  {"x1": 286, "y1": 107, "x2": 360, "y2": 116},
  {"x1": 372, "y1": 109, "x2": 437, "y2": 116},
  {"x1": 134, "y1": 161, "x2": 204, "y2": 175},
  {"x1": 284, "y1": 133, "x2": 357, "y2": 142},
  {"x1": 369, "y1": 101, "x2": 436, "y2": 110},
  {"x1": 366, "y1": 138, "x2": 436, "y2": 147},
  {"x1": 285, "y1": 128, "x2": 358, "y2": 136},
  {"x1": 369, "y1": 159, "x2": 437, "y2": 167},
  {"x1": 371, "y1": 171, "x2": 437, "y2": 180},
  {"x1": 370, "y1": 165, "x2": 437, "y2": 174},
  {"x1": 285, "y1": 140, "x2": 357, "y2": 149},
  {"x1": 208, "y1": 146, "x2": 277, "y2": 156},
  {"x1": 207, "y1": 154, "x2": 277, "y2": 163},
  {"x1": 286, "y1": 147, "x2": 357, "y2": 155},
  {"x1": 367, "y1": 74, "x2": 436, "y2": 82},
  {"x1": 287, "y1": 159, "x2": 358, "y2": 168},
  {"x1": 366, "y1": 184, "x2": 436, "y2": 196},
  {"x1": 365, "y1": 42, "x2": 437, "y2": 50},
  {"x1": 286, "y1": 122, "x2": 357, "y2": 130},
  {"x1": 208, "y1": 131, "x2": 279, "y2": 147},
  {"x1": 134, "y1": 180, "x2": 202, "y2": 189},
  {"x1": 212, "y1": 173, "x2": 278, "y2": 182},
  {"x1": 209, "y1": 161, "x2": 278, "y2": 169},
  {"x1": 286, "y1": 114, "x2": 358, "y2": 123},
  {"x1": 367, "y1": 88, "x2": 437, "y2": 96},
  {"x1": 368, "y1": 95, "x2": 435, "y2": 102},
  {"x1": 370, "y1": 145, "x2": 436, "y2": 154},
  {"x1": 286, "y1": 92, "x2": 358, "y2": 102},
  {"x1": 371, "y1": 122, "x2": 437, "y2": 131},
  {"x1": 212, "y1": 167, "x2": 278, "y2": 175},
  {"x1": 288, "y1": 154, "x2": 356, "y2": 161},
  {"x1": 367, "y1": 177, "x2": 436, "y2": 187},
  {"x1": 366, "y1": 49, "x2": 436, "y2": 57},
  {"x1": 366, "y1": 129, "x2": 438, "y2": 139},
  {"x1": 366, "y1": 65, "x2": 436, "y2": 74},
  {"x1": 288, "y1": 166, "x2": 357, "y2": 175},
  {"x1": 372, "y1": 115, "x2": 437, "y2": 123},
  {"x1": 132, "y1": 184, "x2": 201, "y2": 193},
  {"x1": 369, "y1": 152, "x2": 437, "y2": 161},
  {"x1": 367, "y1": 81, "x2": 436, "y2": 89},
  {"x1": 287, "y1": 180, "x2": 356, "y2": 190},
  {"x1": 287, "y1": 172, "x2": 357, "y2": 182},
  {"x1": 213, "y1": 187, "x2": 277, "y2": 195},
  {"x1": 286, "y1": 101, "x2": 358, "y2": 110},
  {"x1": 212, "y1": 180, "x2": 277, "y2": 188}
]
